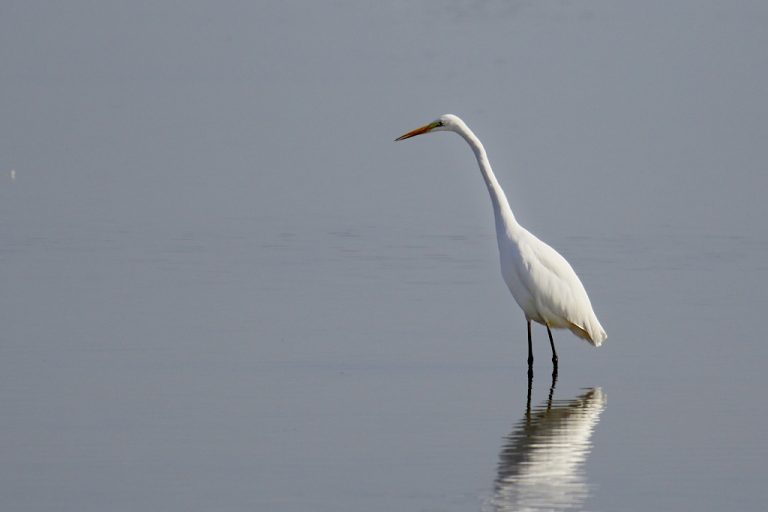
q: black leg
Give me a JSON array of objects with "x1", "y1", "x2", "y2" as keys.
[
  {"x1": 527, "y1": 319, "x2": 534, "y2": 377},
  {"x1": 547, "y1": 367, "x2": 558, "y2": 411},
  {"x1": 525, "y1": 368, "x2": 533, "y2": 421},
  {"x1": 546, "y1": 325, "x2": 559, "y2": 375}
]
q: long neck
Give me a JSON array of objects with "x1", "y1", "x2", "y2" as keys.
[{"x1": 455, "y1": 123, "x2": 519, "y2": 236}]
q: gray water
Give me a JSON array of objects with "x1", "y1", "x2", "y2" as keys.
[{"x1": 2, "y1": 1, "x2": 767, "y2": 511}]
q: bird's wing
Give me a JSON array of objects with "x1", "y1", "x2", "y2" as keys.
[{"x1": 515, "y1": 233, "x2": 597, "y2": 342}]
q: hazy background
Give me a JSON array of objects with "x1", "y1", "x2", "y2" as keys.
[{"x1": 1, "y1": 1, "x2": 767, "y2": 511}]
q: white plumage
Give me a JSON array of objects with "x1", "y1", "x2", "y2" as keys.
[
  {"x1": 500, "y1": 227, "x2": 606, "y2": 346},
  {"x1": 396, "y1": 114, "x2": 606, "y2": 370}
]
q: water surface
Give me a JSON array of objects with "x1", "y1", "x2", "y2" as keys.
[{"x1": 1, "y1": 1, "x2": 767, "y2": 511}]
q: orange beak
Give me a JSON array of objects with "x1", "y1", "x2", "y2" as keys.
[{"x1": 395, "y1": 121, "x2": 440, "y2": 141}]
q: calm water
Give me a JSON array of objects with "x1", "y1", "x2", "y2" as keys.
[{"x1": 2, "y1": 1, "x2": 767, "y2": 511}]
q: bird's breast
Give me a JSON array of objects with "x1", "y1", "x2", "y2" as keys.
[{"x1": 498, "y1": 245, "x2": 539, "y2": 319}]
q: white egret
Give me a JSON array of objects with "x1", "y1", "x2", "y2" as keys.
[{"x1": 396, "y1": 114, "x2": 606, "y2": 374}]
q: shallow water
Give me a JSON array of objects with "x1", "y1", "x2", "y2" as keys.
[{"x1": 2, "y1": 1, "x2": 768, "y2": 511}]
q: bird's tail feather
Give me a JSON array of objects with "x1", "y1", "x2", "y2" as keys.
[{"x1": 568, "y1": 319, "x2": 607, "y2": 347}]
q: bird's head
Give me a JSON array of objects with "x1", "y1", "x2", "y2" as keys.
[{"x1": 395, "y1": 114, "x2": 464, "y2": 141}]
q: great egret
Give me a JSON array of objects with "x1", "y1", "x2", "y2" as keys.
[{"x1": 396, "y1": 114, "x2": 606, "y2": 374}]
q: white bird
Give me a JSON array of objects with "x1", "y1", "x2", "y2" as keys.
[{"x1": 396, "y1": 114, "x2": 606, "y2": 373}]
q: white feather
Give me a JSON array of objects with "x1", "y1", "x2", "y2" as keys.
[{"x1": 397, "y1": 114, "x2": 607, "y2": 355}]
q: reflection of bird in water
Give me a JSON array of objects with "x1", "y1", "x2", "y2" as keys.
[{"x1": 486, "y1": 376, "x2": 606, "y2": 512}]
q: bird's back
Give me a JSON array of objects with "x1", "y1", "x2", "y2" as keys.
[{"x1": 499, "y1": 228, "x2": 607, "y2": 346}]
